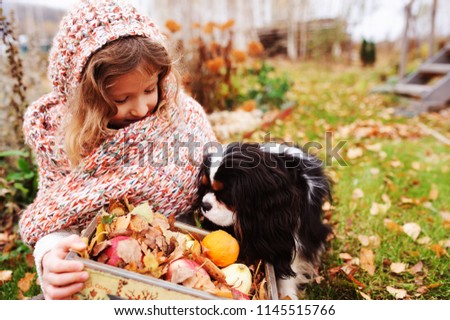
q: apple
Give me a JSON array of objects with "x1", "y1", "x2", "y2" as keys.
[
  {"x1": 104, "y1": 236, "x2": 131, "y2": 266},
  {"x1": 221, "y1": 263, "x2": 252, "y2": 295}
]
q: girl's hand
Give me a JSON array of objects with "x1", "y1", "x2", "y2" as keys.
[{"x1": 41, "y1": 234, "x2": 89, "y2": 300}]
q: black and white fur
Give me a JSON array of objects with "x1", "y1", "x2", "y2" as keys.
[{"x1": 196, "y1": 142, "x2": 332, "y2": 299}]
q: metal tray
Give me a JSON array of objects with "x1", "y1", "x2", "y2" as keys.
[{"x1": 67, "y1": 216, "x2": 278, "y2": 300}]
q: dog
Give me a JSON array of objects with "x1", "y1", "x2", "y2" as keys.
[{"x1": 196, "y1": 142, "x2": 332, "y2": 299}]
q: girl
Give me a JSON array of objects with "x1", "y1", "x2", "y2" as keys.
[{"x1": 19, "y1": 0, "x2": 216, "y2": 299}]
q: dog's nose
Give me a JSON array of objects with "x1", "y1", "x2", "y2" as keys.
[{"x1": 201, "y1": 201, "x2": 212, "y2": 212}]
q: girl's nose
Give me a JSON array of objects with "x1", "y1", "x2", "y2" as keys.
[{"x1": 130, "y1": 100, "x2": 149, "y2": 118}]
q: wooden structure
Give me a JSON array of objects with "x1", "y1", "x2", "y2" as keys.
[{"x1": 394, "y1": 43, "x2": 450, "y2": 112}]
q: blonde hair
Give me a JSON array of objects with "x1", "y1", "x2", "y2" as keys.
[{"x1": 64, "y1": 36, "x2": 175, "y2": 166}]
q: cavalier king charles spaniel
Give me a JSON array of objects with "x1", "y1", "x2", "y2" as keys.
[{"x1": 196, "y1": 142, "x2": 332, "y2": 299}]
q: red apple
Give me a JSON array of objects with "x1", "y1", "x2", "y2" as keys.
[{"x1": 104, "y1": 236, "x2": 131, "y2": 266}]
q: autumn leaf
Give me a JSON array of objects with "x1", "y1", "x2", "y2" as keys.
[
  {"x1": 417, "y1": 236, "x2": 431, "y2": 245},
  {"x1": 358, "y1": 235, "x2": 381, "y2": 248},
  {"x1": 359, "y1": 248, "x2": 375, "y2": 275},
  {"x1": 402, "y1": 222, "x2": 421, "y2": 241},
  {"x1": 339, "y1": 253, "x2": 353, "y2": 261},
  {"x1": 407, "y1": 261, "x2": 423, "y2": 275},
  {"x1": 352, "y1": 188, "x2": 364, "y2": 199},
  {"x1": 358, "y1": 290, "x2": 371, "y2": 300},
  {"x1": 347, "y1": 147, "x2": 363, "y2": 159},
  {"x1": 429, "y1": 244, "x2": 448, "y2": 258},
  {"x1": 117, "y1": 238, "x2": 143, "y2": 267},
  {"x1": 411, "y1": 162, "x2": 421, "y2": 170},
  {"x1": 386, "y1": 286, "x2": 407, "y2": 299},
  {"x1": 429, "y1": 184, "x2": 439, "y2": 201},
  {"x1": 0, "y1": 270, "x2": 13, "y2": 283},
  {"x1": 390, "y1": 262, "x2": 407, "y2": 274},
  {"x1": 384, "y1": 219, "x2": 403, "y2": 233},
  {"x1": 17, "y1": 272, "x2": 36, "y2": 293}
]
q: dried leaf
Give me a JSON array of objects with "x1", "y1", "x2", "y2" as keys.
[
  {"x1": 131, "y1": 202, "x2": 154, "y2": 223},
  {"x1": 170, "y1": 266, "x2": 196, "y2": 284},
  {"x1": 347, "y1": 147, "x2": 363, "y2": 159},
  {"x1": 417, "y1": 236, "x2": 431, "y2": 245},
  {"x1": 358, "y1": 235, "x2": 370, "y2": 246},
  {"x1": 429, "y1": 184, "x2": 439, "y2": 201},
  {"x1": 365, "y1": 143, "x2": 382, "y2": 152},
  {"x1": 0, "y1": 270, "x2": 13, "y2": 283},
  {"x1": 439, "y1": 239, "x2": 450, "y2": 248},
  {"x1": 358, "y1": 290, "x2": 371, "y2": 300},
  {"x1": 115, "y1": 214, "x2": 131, "y2": 231},
  {"x1": 352, "y1": 188, "x2": 364, "y2": 199},
  {"x1": 390, "y1": 262, "x2": 407, "y2": 274},
  {"x1": 408, "y1": 261, "x2": 423, "y2": 275},
  {"x1": 370, "y1": 168, "x2": 380, "y2": 175},
  {"x1": 386, "y1": 286, "x2": 407, "y2": 299},
  {"x1": 402, "y1": 222, "x2": 421, "y2": 241},
  {"x1": 384, "y1": 219, "x2": 403, "y2": 233},
  {"x1": 339, "y1": 253, "x2": 353, "y2": 261},
  {"x1": 359, "y1": 248, "x2": 375, "y2": 275},
  {"x1": 429, "y1": 244, "x2": 447, "y2": 258},
  {"x1": 411, "y1": 162, "x2": 421, "y2": 170},
  {"x1": 116, "y1": 238, "x2": 143, "y2": 266},
  {"x1": 17, "y1": 272, "x2": 36, "y2": 293},
  {"x1": 390, "y1": 160, "x2": 402, "y2": 168}
]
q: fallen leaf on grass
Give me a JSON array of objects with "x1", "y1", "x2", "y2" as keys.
[
  {"x1": 365, "y1": 143, "x2": 382, "y2": 152},
  {"x1": 358, "y1": 290, "x2": 371, "y2": 300},
  {"x1": 352, "y1": 188, "x2": 364, "y2": 199},
  {"x1": 357, "y1": 235, "x2": 381, "y2": 248},
  {"x1": 439, "y1": 239, "x2": 450, "y2": 248},
  {"x1": 370, "y1": 167, "x2": 380, "y2": 175},
  {"x1": 0, "y1": 270, "x2": 13, "y2": 283},
  {"x1": 370, "y1": 202, "x2": 389, "y2": 215},
  {"x1": 429, "y1": 184, "x2": 439, "y2": 201},
  {"x1": 402, "y1": 222, "x2": 421, "y2": 241},
  {"x1": 390, "y1": 160, "x2": 402, "y2": 168},
  {"x1": 339, "y1": 253, "x2": 353, "y2": 261},
  {"x1": 407, "y1": 261, "x2": 423, "y2": 275},
  {"x1": 387, "y1": 286, "x2": 407, "y2": 299},
  {"x1": 390, "y1": 262, "x2": 407, "y2": 274},
  {"x1": 411, "y1": 162, "x2": 421, "y2": 170},
  {"x1": 417, "y1": 236, "x2": 431, "y2": 245},
  {"x1": 384, "y1": 219, "x2": 403, "y2": 233},
  {"x1": 25, "y1": 253, "x2": 35, "y2": 268},
  {"x1": 429, "y1": 244, "x2": 448, "y2": 258},
  {"x1": 347, "y1": 147, "x2": 363, "y2": 159},
  {"x1": 360, "y1": 248, "x2": 375, "y2": 275},
  {"x1": 18, "y1": 272, "x2": 36, "y2": 293}
]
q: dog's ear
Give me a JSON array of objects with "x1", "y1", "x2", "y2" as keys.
[
  {"x1": 230, "y1": 155, "x2": 299, "y2": 279},
  {"x1": 295, "y1": 152, "x2": 332, "y2": 264}
]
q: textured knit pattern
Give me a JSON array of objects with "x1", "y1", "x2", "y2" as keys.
[{"x1": 19, "y1": 0, "x2": 216, "y2": 247}]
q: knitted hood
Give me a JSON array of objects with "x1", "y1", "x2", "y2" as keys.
[
  {"x1": 49, "y1": 0, "x2": 166, "y2": 103},
  {"x1": 20, "y1": 0, "x2": 217, "y2": 246}
]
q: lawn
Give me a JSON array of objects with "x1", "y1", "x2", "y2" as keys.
[
  {"x1": 236, "y1": 60, "x2": 450, "y2": 300},
  {"x1": 1, "y1": 59, "x2": 448, "y2": 300}
]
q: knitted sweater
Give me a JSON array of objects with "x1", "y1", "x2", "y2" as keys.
[{"x1": 19, "y1": 0, "x2": 217, "y2": 247}]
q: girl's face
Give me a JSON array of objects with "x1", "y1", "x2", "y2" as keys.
[{"x1": 107, "y1": 67, "x2": 159, "y2": 129}]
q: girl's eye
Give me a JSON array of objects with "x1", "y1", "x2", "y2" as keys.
[
  {"x1": 114, "y1": 97, "x2": 128, "y2": 104},
  {"x1": 144, "y1": 87, "x2": 156, "y2": 94}
]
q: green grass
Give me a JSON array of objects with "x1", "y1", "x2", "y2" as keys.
[
  {"x1": 0, "y1": 240, "x2": 41, "y2": 299},
  {"x1": 238, "y1": 60, "x2": 450, "y2": 300}
]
